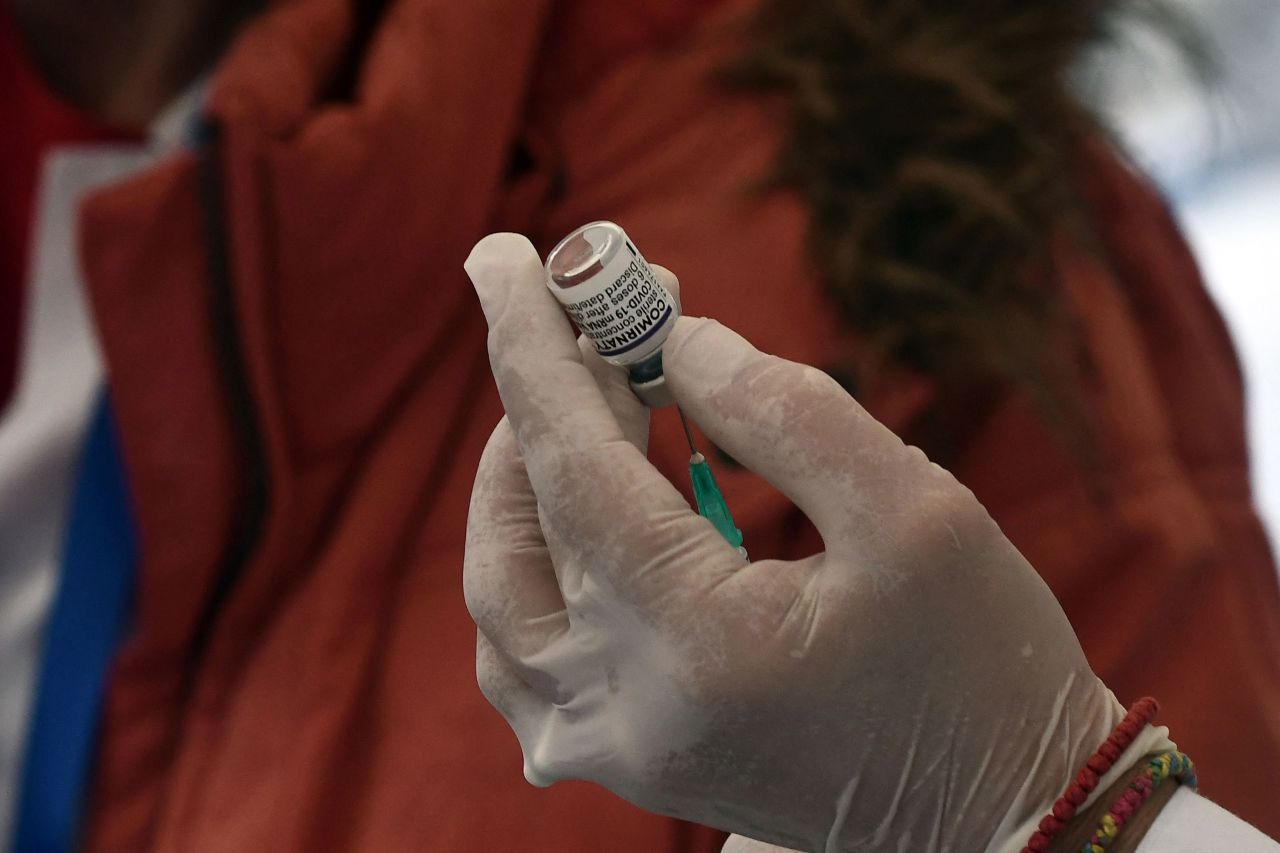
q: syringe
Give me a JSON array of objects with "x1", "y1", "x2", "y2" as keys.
[{"x1": 678, "y1": 409, "x2": 747, "y2": 559}]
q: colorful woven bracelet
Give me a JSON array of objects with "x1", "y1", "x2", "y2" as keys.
[
  {"x1": 1081, "y1": 750, "x2": 1196, "y2": 852},
  {"x1": 1021, "y1": 697, "x2": 1160, "y2": 853}
]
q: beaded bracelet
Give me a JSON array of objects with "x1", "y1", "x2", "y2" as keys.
[
  {"x1": 1021, "y1": 697, "x2": 1160, "y2": 853},
  {"x1": 1082, "y1": 750, "x2": 1196, "y2": 852}
]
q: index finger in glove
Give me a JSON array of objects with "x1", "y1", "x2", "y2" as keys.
[
  {"x1": 464, "y1": 416, "x2": 567, "y2": 673},
  {"x1": 465, "y1": 330, "x2": 651, "y2": 660},
  {"x1": 464, "y1": 234, "x2": 741, "y2": 604}
]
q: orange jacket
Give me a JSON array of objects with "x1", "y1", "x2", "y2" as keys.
[{"x1": 76, "y1": 0, "x2": 1280, "y2": 849}]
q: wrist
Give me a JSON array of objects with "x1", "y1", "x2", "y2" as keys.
[
  {"x1": 996, "y1": 700, "x2": 1179, "y2": 853},
  {"x1": 1045, "y1": 752, "x2": 1181, "y2": 853}
]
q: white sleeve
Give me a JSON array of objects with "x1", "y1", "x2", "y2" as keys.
[{"x1": 1135, "y1": 788, "x2": 1280, "y2": 852}]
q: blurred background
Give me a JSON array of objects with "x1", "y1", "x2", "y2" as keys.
[{"x1": 1081, "y1": 0, "x2": 1280, "y2": 550}]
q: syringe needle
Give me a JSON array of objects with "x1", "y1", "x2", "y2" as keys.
[{"x1": 677, "y1": 406, "x2": 698, "y2": 456}]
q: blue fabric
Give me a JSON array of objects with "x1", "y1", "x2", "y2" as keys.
[{"x1": 11, "y1": 394, "x2": 137, "y2": 853}]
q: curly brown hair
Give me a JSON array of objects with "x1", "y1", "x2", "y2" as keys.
[{"x1": 722, "y1": 0, "x2": 1201, "y2": 456}]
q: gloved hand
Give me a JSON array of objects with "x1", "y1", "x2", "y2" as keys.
[{"x1": 463, "y1": 233, "x2": 1134, "y2": 852}]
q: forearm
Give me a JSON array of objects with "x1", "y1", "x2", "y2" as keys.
[{"x1": 1134, "y1": 789, "x2": 1280, "y2": 852}]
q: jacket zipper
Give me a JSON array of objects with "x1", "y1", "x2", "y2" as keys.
[{"x1": 185, "y1": 119, "x2": 272, "y2": 700}]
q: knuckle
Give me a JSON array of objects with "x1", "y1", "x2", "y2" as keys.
[
  {"x1": 476, "y1": 663, "x2": 503, "y2": 707},
  {"x1": 892, "y1": 482, "x2": 997, "y2": 557},
  {"x1": 736, "y1": 358, "x2": 862, "y2": 433},
  {"x1": 663, "y1": 316, "x2": 722, "y2": 363},
  {"x1": 475, "y1": 640, "x2": 526, "y2": 720},
  {"x1": 460, "y1": 564, "x2": 491, "y2": 627}
]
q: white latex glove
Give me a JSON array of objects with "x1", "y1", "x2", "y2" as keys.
[{"x1": 463, "y1": 233, "x2": 1127, "y2": 852}]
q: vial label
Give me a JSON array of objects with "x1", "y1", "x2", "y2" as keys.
[{"x1": 549, "y1": 239, "x2": 678, "y2": 365}]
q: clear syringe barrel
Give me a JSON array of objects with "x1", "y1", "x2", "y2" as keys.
[{"x1": 545, "y1": 222, "x2": 679, "y2": 397}]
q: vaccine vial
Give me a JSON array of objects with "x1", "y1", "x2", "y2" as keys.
[{"x1": 545, "y1": 221, "x2": 679, "y2": 406}]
